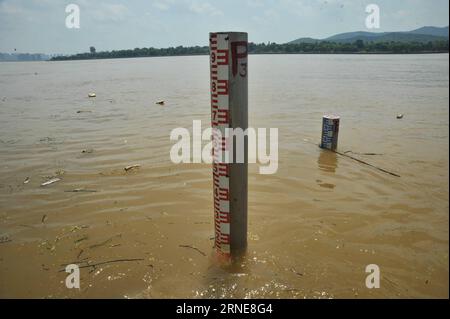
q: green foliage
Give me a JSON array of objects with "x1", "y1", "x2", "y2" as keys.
[{"x1": 51, "y1": 40, "x2": 449, "y2": 61}]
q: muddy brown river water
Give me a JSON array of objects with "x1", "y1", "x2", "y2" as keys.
[{"x1": 0, "y1": 54, "x2": 448, "y2": 298}]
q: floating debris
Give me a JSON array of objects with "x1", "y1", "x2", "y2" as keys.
[
  {"x1": 77, "y1": 110, "x2": 92, "y2": 114},
  {"x1": 65, "y1": 188, "x2": 97, "y2": 193},
  {"x1": 23, "y1": 177, "x2": 30, "y2": 184},
  {"x1": 396, "y1": 114, "x2": 404, "y2": 119},
  {"x1": 19, "y1": 224, "x2": 35, "y2": 229},
  {"x1": 0, "y1": 139, "x2": 20, "y2": 144},
  {"x1": 332, "y1": 150, "x2": 401, "y2": 178},
  {"x1": 89, "y1": 234, "x2": 122, "y2": 249},
  {"x1": 88, "y1": 93, "x2": 96, "y2": 98},
  {"x1": 74, "y1": 236, "x2": 88, "y2": 244},
  {"x1": 39, "y1": 137, "x2": 56, "y2": 143},
  {"x1": 41, "y1": 214, "x2": 48, "y2": 223},
  {"x1": 69, "y1": 225, "x2": 88, "y2": 233},
  {"x1": 290, "y1": 267, "x2": 304, "y2": 276},
  {"x1": 55, "y1": 169, "x2": 65, "y2": 176},
  {"x1": 124, "y1": 164, "x2": 141, "y2": 172},
  {"x1": 81, "y1": 148, "x2": 94, "y2": 154},
  {"x1": 156, "y1": 100, "x2": 165, "y2": 105},
  {"x1": 58, "y1": 258, "x2": 144, "y2": 272},
  {"x1": 41, "y1": 178, "x2": 61, "y2": 187},
  {"x1": 0, "y1": 235, "x2": 11, "y2": 244},
  {"x1": 344, "y1": 151, "x2": 383, "y2": 156},
  {"x1": 179, "y1": 244, "x2": 207, "y2": 256}
]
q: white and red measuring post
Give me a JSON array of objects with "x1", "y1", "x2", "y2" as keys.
[{"x1": 209, "y1": 32, "x2": 248, "y2": 260}]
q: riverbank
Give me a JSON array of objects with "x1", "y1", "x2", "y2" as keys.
[{"x1": 50, "y1": 40, "x2": 449, "y2": 61}]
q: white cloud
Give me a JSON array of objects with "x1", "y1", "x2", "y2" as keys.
[
  {"x1": 247, "y1": 0, "x2": 265, "y2": 7},
  {"x1": 86, "y1": 2, "x2": 130, "y2": 22},
  {"x1": 152, "y1": 0, "x2": 175, "y2": 11},
  {"x1": 279, "y1": 0, "x2": 318, "y2": 17},
  {"x1": 188, "y1": 1, "x2": 223, "y2": 16},
  {"x1": 0, "y1": 1, "x2": 24, "y2": 14}
]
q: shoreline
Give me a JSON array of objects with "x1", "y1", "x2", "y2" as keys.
[{"x1": 42, "y1": 51, "x2": 449, "y2": 62}]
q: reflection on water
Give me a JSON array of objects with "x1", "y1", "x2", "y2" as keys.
[
  {"x1": 317, "y1": 149, "x2": 338, "y2": 173},
  {"x1": 316, "y1": 149, "x2": 338, "y2": 189}
]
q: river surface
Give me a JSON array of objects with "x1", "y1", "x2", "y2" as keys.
[{"x1": 0, "y1": 54, "x2": 448, "y2": 298}]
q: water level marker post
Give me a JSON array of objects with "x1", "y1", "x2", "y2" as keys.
[
  {"x1": 209, "y1": 32, "x2": 248, "y2": 260},
  {"x1": 320, "y1": 115, "x2": 340, "y2": 151}
]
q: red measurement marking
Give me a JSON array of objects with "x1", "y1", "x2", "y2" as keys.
[
  {"x1": 218, "y1": 188, "x2": 229, "y2": 201},
  {"x1": 211, "y1": 129, "x2": 222, "y2": 139},
  {"x1": 213, "y1": 176, "x2": 220, "y2": 190},
  {"x1": 212, "y1": 109, "x2": 228, "y2": 126},
  {"x1": 210, "y1": 33, "x2": 231, "y2": 259},
  {"x1": 214, "y1": 208, "x2": 221, "y2": 219},
  {"x1": 212, "y1": 139, "x2": 226, "y2": 160},
  {"x1": 219, "y1": 211, "x2": 230, "y2": 223},
  {"x1": 220, "y1": 233, "x2": 230, "y2": 245},
  {"x1": 217, "y1": 109, "x2": 229, "y2": 124},
  {"x1": 213, "y1": 164, "x2": 229, "y2": 180},
  {"x1": 220, "y1": 137, "x2": 227, "y2": 151},
  {"x1": 214, "y1": 234, "x2": 221, "y2": 249},
  {"x1": 211, "y1": 93, "x2": 218, "y2": 104},
  {"x1": 213, "y1": 163, "x2": 229, "y2": 177},
  {"x1": 217, "y1": 49, "x2": 229, "y2": 65},
  {"x1": 217, "y1": 80, "x2": 228, "y2": 95},
  {"x1": 215, "y1": 224, "x2": 221, "y2": 235}
]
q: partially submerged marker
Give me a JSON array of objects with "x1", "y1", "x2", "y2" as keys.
[
  {"x1": 209, "y1": 32, "x2": 248, "y2": 260},
  {"x1": 319, "y1": 115, "x2": 400, "y2": 177},
  {"x1": 320, "y1": 115, "x2": 340, "y2": 151}
]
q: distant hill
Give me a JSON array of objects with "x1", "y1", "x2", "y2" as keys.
[
  {"x1": 325, "y1": 32, "x2": 447, "y2": 44},
  {"x1": 289, "y1": 26, "x2": 449, "y2": 44},
  {"x1": 409, "y1": 26, "x2": 449, "y2": 37},
  {"x1": 289, "y1": 37, "x2": 319, "y2": 44},
  {"x1": 326, "y1": 31, "x2": 385, "y2": 42}
]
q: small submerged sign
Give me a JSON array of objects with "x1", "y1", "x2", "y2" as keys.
[{"x1": 320, "y1": 115, "x2": 340, "y2": 151}]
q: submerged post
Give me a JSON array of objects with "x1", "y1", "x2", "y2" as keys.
[
  {"x1": 320, "y1": 115, "x2": 340, "y2": 151},
  {"x1": 209, "y1": 32, "x2": 248, "y2": 259}
]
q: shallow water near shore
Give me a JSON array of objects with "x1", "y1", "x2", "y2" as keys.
[{"x1": 0, "y1": 54, "x2": 448, "y2": 298}]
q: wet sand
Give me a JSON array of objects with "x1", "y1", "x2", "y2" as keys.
[{"x1": 0, "y1": 54, "x2": 448, "y2": 298}]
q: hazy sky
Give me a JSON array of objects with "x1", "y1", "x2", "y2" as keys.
[{"x1": 0, "y1": 0, "x2": 448, "y2": 54}]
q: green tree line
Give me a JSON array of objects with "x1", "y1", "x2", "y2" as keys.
[{"x1": 51, "y1": 40, "x2": 449, "y2": 61}]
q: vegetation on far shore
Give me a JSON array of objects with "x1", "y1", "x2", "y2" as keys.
[{"x1": 51, "y1": 40, "x2": 449, "y2": 61}]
